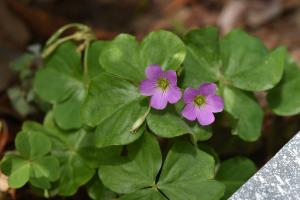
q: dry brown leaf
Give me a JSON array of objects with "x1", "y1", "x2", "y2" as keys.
[{"x1": 0, "y1": 120, "x2": 9, "y2": 156}]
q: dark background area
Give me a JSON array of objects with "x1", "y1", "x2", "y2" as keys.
[{"x1": 1, "y1": 0, "x2": 300, "y2": 199}]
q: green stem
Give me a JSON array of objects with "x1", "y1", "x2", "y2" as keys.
[
  {"x1": 42, "y1": 34, "x2": 77, "y2": 58},
  {"x1": 83, "y1": 40, "x2": 91, "y2": 84},
  {"x1": 46, "y1": 23, "x2": 90, "y2": 46},
  {"x1": 42, "y1": 31, "x2": 95, "y2": 58}
]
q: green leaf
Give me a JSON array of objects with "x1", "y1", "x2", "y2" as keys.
[
  {"x1": 87, "y1": 177, "x2": 117, "y2": 200},
  {"x1": 267, "y1": 59, "x2": 300, "y2": 115},
  {"x1": 53, "y1": 87, "x2": 86, "y2": 129},
  {"x1": 99, "y1": 133, "x2": 162, "y2": 194},
  {"x1": 221, "y1": 29, "x2": 267, "y2": 79},
  {"x1": 34, "y1": 42, "x2": 82, "y2": 103},
  {"x1": 58, "y1": 157, "x2": 95, "y2": 196},
  {"x1": 100, "y1": 34, "x2": 143, "y2": 81},
  {"x1": 30, "y1": 177, "x2": 51, "y2": 189},
  {"x1": 183, "y1": 27, "x2": 220, "y2": 87},
  {"x1": 222, "y1": 86, "x2": 263, "y2": 141},
  {"x1": 197, "y1": 144, "x2": 220, "y2": 165},
  {"x1": 147, "y1": 107, "x2": 190, "y2": 138},
  {"x1": 216, "y1": 157, "x2": 256, "y2": 199},
  {"x1": 190, "y1": 124, "x2": 212, "y2": 142},
  {"x1": 8, "y1": 157, "x2": 30, "y2": 188},
  {"x1": 15, "y1": 131, "x2": 51, "y2": 159},
  {"x1": 100, "y1": 31, "x2": 186, "y2": 82},
  {"x1": 141, "y1": 30, "x2": 186, "y2": 70},
  {"x1": 158, "y1": 142, "x2": 225, "y2": 200},
  {"x1": 88, "y1": 40, "x2": 109, "y2": 79},
  {"x1": 3, "y1": 125, "x2": 60, "y2": 189},
  {"x1": 82, "y1": 74, "x2": 147, "y2": 147},
  {"x1": 227, "y1": 47, "x2": 286, "y2": 91},
  {"x1": 30, "y1": 156, "x2": 60, "y2": 181},
  {"x1": 34, "y1": 41, "x2": 84, "y2": 129},
  {"x1": 46, "y1": 131, "x2": 94, "y2": 195},
  {"x1": 0, "y1": 153, "x2": 14, "y2": 175},
  {"x1": 28, "y1": 117, "x2": 95, "y2": 196},
  {"x1": 183, "y1": 28, "x2": 285, "y2": 92},
  {"x1": 79, "y1": 145, "x2": 122, "y2": 168},
  {"x1": 119, "y1": 188, "x2": 167, "y2": 200},
  {"x1": 147, "y1": 106, "x2": 212, "y2": 141}
]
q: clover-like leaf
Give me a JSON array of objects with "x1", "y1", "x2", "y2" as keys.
[
  {"x1": 222, "y1": 85, "x2": 263, "y2": 141},
  {"x1": 34, "y1": 42, "x2": 83, "y2": 130},
  {"x1": 267, "y1": 59, "x2": 300, "y2": 116},
  {"x1": 1, "y1": 128, "x2": 59, "y2": 189},
  {"x1": 98, "y1": 133, "x2": 223, "y2": 199},
  {"x1": 221, "y1": 29, "x2": 267, "y2": 77},
  {"x1": 221, "y1": 29, "x2": 286, "y2": 91},
  {"x1": 88, "y1": 41, "x2": 109, "y2": 79},
  {"x1": 41, "y1": 112, "x2": 121, "y2": 196},
  {"x1": 141, "y1": 30, "x2": 186, "y2": 70},
  {"x1": 100, "y1": 34, "x2": 143, "y2": 81},
  {"x1": 87, "y1": 177, "x2": 117, "y2": 200},
  {"x1": 183, "y1": 27, "x2": 220, "y2": 87},
  {"x1": 15, "y1": 131, "x2": 51, "y2": 159},
  {"x1": 30, "y1": 177, "x2": 51, "y2": 189},
  {"x1": 34, "y1": 41, "x2": 107, "y2": 130},
  {"x1": 216, "y1": 157, "x2": 256, "y2": 199},
  {"x1": 226, "y1": 47, "x2": 286, "y2": 91},
  {"x1": 38, "y1": 117, "x2": 94, "y2": 195},
  {"x1": 7, "y1": 157, "x2": 30, "y2": 188},
  {"x1": 30, "y1": 156, "x2": 60, "y2": 181},
  {"x1": 182, "y1": 27, "x2": 285, "y2": 142},
  {"x1": 99, "y1": 133, "x2": 161, "y2": 194},
  {"x1": 157, "y1": 141, "x2": 225, "y2": 200},
  {"x1": 100, "y1": 30, "x2": 185, "y2": 82},
  {"x1": 147, "y1": 106, "x2": 212, "y2": 141},
  {"x1": 119, "y1": 188, "x2": 167, "y2": 200},
  {"x1": 82, "y1": 73, "x2": 148, "y2": 147},
  {"x1": 184, "y1": 28, "x2": 286, "y2": 92}
]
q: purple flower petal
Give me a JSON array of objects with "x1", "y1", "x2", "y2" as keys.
[
  {"x1": 182, "y1": 103, "x2": 197, "y2": 121},
  {"x1": 166, "y1": 86, "x2": 181, "y2": 104},
  {"x1": 198, "y1": 83, "x2": 217, "y2": 96},
  {"x1": 165, "y1": 70, "x2": 177, "y2": 85},
  {"x1": 145, "y1": 65, "x2": 163, "y2": 80},
  {"x1": 196, "y1": 107, "x2": 215, "y2": 126},
  {"x1": 150, "y1": 90, "x2": 168, "y2": 110},
  {"x1": 206, "y1": 95, "x2": 224, "y2": 113},
  {"x1": 183, "y1": 88, "x2": 198, "y2": 103},
  {"x1": 140, "y1": 80, "x2": 156, "y2": 96}
]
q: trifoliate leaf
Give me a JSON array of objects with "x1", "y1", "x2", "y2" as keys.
[
  {"x1": 222, "y1": 85, "x2": 263, "y2": 141},
  {"x1": 99, "y1": 133, "x2": 161, "y2": 193},
  {"x1": 100, "y1": 30, "x2": 186, "y2": 82},
  {"x1": 267, "y1": 59, "x2": 300, "y2": 116},
  {"x1": 216, "y1": 157, "x2": 256, "y2": 199},
  {"x1": 82, "y1": 73, "x2": 147, "y2": 147},
  {"x1": 158, "y1": 141, "x2": 225, "y2": 200}
]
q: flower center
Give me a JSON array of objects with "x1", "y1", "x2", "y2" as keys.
[
  {"x1": 157, "y1": 78, "x2": 169, "y2": 90},
  {"x1": 194, "y1": 95, "x2": 206, "y2": 106}
]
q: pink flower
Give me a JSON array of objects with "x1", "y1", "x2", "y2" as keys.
[
  {"x1": 140, "y1": 65, "x2": 182, "y2": 110},
  {"x1": 182, "y1": 83, "x2": 224, "y2": 126}
]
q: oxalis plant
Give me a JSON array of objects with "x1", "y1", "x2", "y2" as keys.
[{"x1": 1, "y1": 23, "x2": 300, "y2": 200}]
